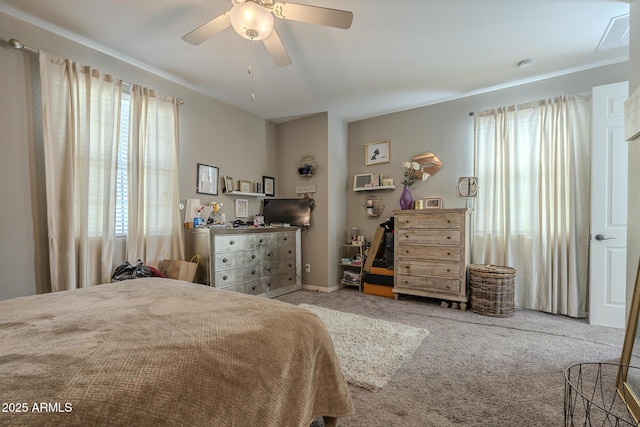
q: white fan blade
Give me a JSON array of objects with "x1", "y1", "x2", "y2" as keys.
[
  {"x1": 182, "y1": 12, "x2": 232, "y2": 45},
  {"x1": 263, "y1": 29, "x2": 292, "y2": 67},
  {"x1": 273, "y1": 2, "x2": 353, "y2": 29}
]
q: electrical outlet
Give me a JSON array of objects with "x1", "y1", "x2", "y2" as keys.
[{"x1": 305, "y1": 264, "x2": 311, "y2": 273}]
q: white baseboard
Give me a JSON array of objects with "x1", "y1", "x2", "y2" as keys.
[{"x1": 302, "y1": 284, "x2": 342, "y2": 293}]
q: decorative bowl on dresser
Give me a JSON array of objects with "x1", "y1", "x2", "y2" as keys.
[{"x1": 393, "y1": 208, "x2": 472, "y2": 310}]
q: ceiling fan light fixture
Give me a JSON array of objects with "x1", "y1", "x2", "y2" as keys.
[{"x1": 230, "y1": 1, "x2": 274, "y2": 40}]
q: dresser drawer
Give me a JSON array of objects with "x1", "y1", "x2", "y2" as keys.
[
  {"x1": 263, "y1": 245, "x2": 296, "y2": 261},
  {"x1": 221, "y1": 279, "x2": 264, "y2": 295},
  {"x1": 215, "y1": 266, "x2": 261, "y2": 285},
  {"x1": 397, "y1": 259, "x2": 460, "y2": 279},
  {"x1": 396, "y1": 229, "x2": 461, "y2": 246},
  {"x1": 214, "y1": 249, "x2": 261, "y2": 270},
  {"x1": 262, "y1": 259, "x2": 296, "y2": 276},
  {"x1": 395, "y1": 273, "x2": 461, "y2": 295},
  {"x1": 396, "y1": 244, "x2": 461, "y2": 262},
  {"x1": 214, "y1": 234, "x2": 259, "y2": 252},
  {"x1": 396, "y1": 212, "x2": 461, "y2": 230}
]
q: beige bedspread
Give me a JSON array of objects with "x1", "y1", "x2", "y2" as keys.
[{"x1": 0, "y1": 278, "x2": 353, "y2": 426}]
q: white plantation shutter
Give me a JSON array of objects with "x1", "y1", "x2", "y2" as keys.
[{"x1": 115, "y1": 89, "x2": 130, "y2": 237}]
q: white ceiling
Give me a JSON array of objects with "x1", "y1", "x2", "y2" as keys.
[{"x1": 0, "y1": 0, "x2": 630, "y2": 123}]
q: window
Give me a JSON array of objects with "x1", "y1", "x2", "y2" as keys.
[{"x1": 115, "y1": 89, "x2": 130, "y2": 237}]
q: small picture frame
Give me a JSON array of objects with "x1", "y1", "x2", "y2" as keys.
[
  {"x1": 235, "y1": 199, "x2": 248, "y2": 218},
  {"x1": 365, "y1": 140, "x2": 390, "y2": 166},
  {"x1": 353, "y1": 173, "x2": 374, "y2": 190},
  {"x1": 196, "y1": 163, "x2": 219, "y2": 195},
  {"x1": 223, "y1": 176, "x2": 235, "y2": 193},
  {"x1": 263, "y1": 176, "x2": 275, "y2": 196},
  {"x1": 424, "y1": 196, "x2": 443, "y2": 209},
  {"x1": 238, "y1": 180, "x2": 251, "y2": 193},
  {"x1": 256, "y1": 182, "x2": 262, "y2": 194}
]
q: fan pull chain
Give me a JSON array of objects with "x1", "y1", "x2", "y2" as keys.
[{"x1": 248, "y1": 40, "x2": 255, "y2": 102}]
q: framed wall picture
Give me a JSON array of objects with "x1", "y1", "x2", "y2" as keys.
[
  {"x1": 353, "y1": 173, "x2": 374, "y2": 190},
  {"x1": 263, "y1": 176, "x2": 275, "y2": 196},
  {"x1": 365, "y1": 140, "x2": 390, "y2": 166},
  {"x1": 197, "y1": 163, "x2": 219, "y2": 195},
  {"x1": 235, "y1": 199, "x2": 248, "y2": 218},
  {"x1": 424, "y1": 196, "x2": 443, "y2": 209},
  {"x1": 223, "y1": 176, "x2": 235, "y2": 193},
  {"x1": 238, "y1": 180, "x2": 251, "y2": 193}
]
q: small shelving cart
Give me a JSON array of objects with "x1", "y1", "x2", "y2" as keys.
[{"x1": 339, "y1": 244, "x2": 364, "y2": 291}]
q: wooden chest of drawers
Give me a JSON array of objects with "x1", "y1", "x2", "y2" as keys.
[
  {"x1": 184, "y1": 227, "x2": 301, "y2": 298},
  {"x1": 393, "y1": 209, "x2": 471, "y2": 310}
]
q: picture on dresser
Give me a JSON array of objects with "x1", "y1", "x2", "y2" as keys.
[
  {"x1": 197, "y1": 163, "x2": 219, "y2": 195},
  {"x1": 424, "y1": 196, "x2": 442, "y2": 209},
  {"x1": 235, "y1": 199, "x2": 248, "y2": 218}
]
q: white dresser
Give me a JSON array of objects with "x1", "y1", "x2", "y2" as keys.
[
  {"x1": 184, "y1": 227, "x2": 301, "y2": 298},
  {"x1": 393, "y1": 209, "x2": 472, "y2": 310}
]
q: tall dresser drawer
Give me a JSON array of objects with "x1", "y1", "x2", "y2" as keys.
[
  {"x1": 396, "y1": 212, "x2": 461, "y2": 229},
  {"x1": 397, "y1": 259, "x2": 460, "y2": 279},
  {"x1": 396, "y1": 273, "x2": 461, "y2": 295},
  {"x1": 396, "y1": 244, "x2": 461, "y2": 262},
  {"x1": 396, "y1": 229, "x2": 461, "y2": 246}
]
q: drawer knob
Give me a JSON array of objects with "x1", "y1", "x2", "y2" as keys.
[
  {"x1": 267, "y1": 282, "x2": 272, "y2": 287},
  {"x1": 259, "y1": 238, "x2": 264, "y2": 243},
  {"x1": 405, "y1": 250, "x2": 409, "y2": 254},
  {"x1": 447, "y1": 236, "x2": 451, "y2": 240},
  {"x1": 252, "y1": 285, "x2": 256, "y2": 291},
  {"x1": 288, "y1": 249, "x2": 293, "y2": 254},
  {"x1": 223, "y1": 275, "x2": 228, "y2": 280},
  {"x1": 267, "y1": 253, "x2": 272, "y2": 257},
  {"x1": 405, "y1": 234, "x2": 410, "y2": 239},
  {"x1": 288, "y1": 277, "x2": 292, "y2": 281},
  {"x1": 222, "y1": 258, "x2": 228, "y2": 263},
  {"x1": 229, "y1": 240, "x2": 235, "y2": 245},
  {"x1": 267, "y1": 267, "x2": 272, "y2": 272},
  {"x1": 252, "y1": 270, "x2": 256, "y2": 275},
  {"x1": 251, "y1": 254, "x2": 256, "y2": 259},
  {"x1": 288, "y1": 263, "x2": 293, "y2": 268},
  {"x1": 284, "y1": 237, "x2": 288, "y2": 241}
]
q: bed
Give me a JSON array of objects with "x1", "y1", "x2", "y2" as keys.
[{"x1": 0, "y1": 278, "x2": 353, "y2": 426}]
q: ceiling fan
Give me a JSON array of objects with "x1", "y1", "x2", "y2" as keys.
[{"x1": 182, "y1": 0, "x2": 353, "y2": 67}]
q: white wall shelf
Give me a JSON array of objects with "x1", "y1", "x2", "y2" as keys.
[
  {"x1": 224, "y1": 191, "x2": 266, "y2": 197},
  {"x1": 353, "y1": 185, "x2": 395, "y2": 192}
]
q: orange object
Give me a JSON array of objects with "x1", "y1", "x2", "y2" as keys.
[{"x1": 364, "y1": 282, "x2": 394, "y2": 299}]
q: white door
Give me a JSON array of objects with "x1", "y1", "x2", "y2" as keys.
[{"x1": 589, "y1": 81, "x2": 629, "y2": 328}]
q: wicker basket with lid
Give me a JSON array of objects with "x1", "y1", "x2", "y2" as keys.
[{"x1": 469, "y1": 264, "x2": 516, "y2": 317}]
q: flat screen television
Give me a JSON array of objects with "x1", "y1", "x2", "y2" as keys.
[{"x1": 262, "y1": 198, "x2": 313, "y2": 227}]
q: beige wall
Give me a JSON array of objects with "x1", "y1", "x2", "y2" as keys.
[
  {"x1": 628, "y1": 0, "x2": 640, "y2": 309},
  {"x1": 275, "y1": 113, "x2": 331, "y2": 289}
]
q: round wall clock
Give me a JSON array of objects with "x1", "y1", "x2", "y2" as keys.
[{"x1": 457, "y1": 177, "x2": 478, "y2": 198}]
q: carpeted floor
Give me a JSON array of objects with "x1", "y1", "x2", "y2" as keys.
[{"x1": 276, "y1": 288, "x2": 626, "y2": 427}]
